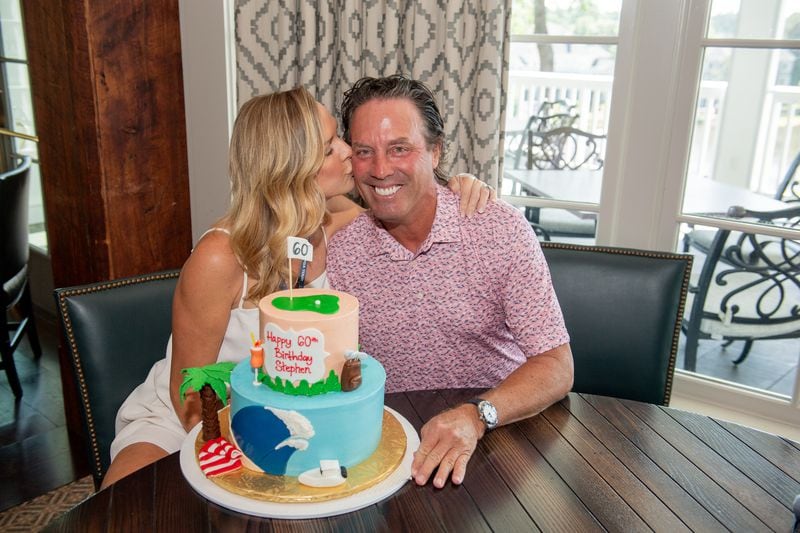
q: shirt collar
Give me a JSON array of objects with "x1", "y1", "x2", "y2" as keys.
[{"x1": 365, "y1": 184, "x2": 462, "y2": 260}]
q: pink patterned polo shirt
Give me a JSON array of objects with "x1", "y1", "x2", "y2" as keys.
[{"x1": 327, "y1": 185, "x2": 569, "y2": 393}]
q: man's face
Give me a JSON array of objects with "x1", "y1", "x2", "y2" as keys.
[{"x1": 349, "y1": 98, "x2": 440, "y2": 229}]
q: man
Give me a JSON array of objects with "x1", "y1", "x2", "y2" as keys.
[{"x1": 327, "y1": 75, "x2": 573, "y2": 489}]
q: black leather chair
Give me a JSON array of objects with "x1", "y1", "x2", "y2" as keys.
[
  {"x1": 1, "y1": 156, "x2": 39, "y2": 399},
  {"x1": 54, "y1": 270, "x2": 179, "y2": 489},
  {"x1": 541, "y1": 242, "x2": 692, "y2": 405}
]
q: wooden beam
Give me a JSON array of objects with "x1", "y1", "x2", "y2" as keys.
[
  {"x1": 23, "y1": 0, "x2": 192, "y2": 447},
  {"x1": 24, "y1": 0, "x2": 191, "y2": 286}
]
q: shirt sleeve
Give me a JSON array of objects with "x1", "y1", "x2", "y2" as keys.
[{"x1": 475, "y1": 204, "x2": 570, "y2": 358}]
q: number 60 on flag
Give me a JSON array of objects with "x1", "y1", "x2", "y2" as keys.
[{"x1": 287, "y1": 236, "x2": 313, "y2": 261}]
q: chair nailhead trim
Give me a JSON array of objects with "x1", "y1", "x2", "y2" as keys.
[
  {"x1": 541, "y1": 242, "x2": 693, "y2": 405},
  {"x1": 55, "y1": 270, "x2": 180, "y2": 482}
]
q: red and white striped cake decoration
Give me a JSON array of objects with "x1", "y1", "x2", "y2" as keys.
[{"x1": 198, "y1": 437, "x2": 242, "y2": 477}]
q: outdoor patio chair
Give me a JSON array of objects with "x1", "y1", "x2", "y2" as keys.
[
  {"x1": 681, "y1": 204, "x2": 800, "y2": 371},
  {"x1": 542, "y1": 242, "x2": 692, "y2": 405},
  {"x1": 525, "y1": 126, "x2": 606, "y2": 171},
  {"x1": 683, "y1": 149, "x2": 800, "y2": 257},
  {"x1": 681, "y1": 151, "x2": 800, "y2": 364},
  {"x1": 775, "y1": 150, "x2": 800, "y2": 204},
  {"x1": 504, "y1": 99, "x2": 579, "y2": 170},
  {"x1": 55, "y1": 270, "x2": 179, "y2": 489},
  {"x1": 520, "y1": 126, "x2": 606, "y2": 239}
]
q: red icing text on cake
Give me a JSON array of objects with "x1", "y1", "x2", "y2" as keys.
[{"x1": 263, "y1": 324, "x2": 329, "y2": 381}]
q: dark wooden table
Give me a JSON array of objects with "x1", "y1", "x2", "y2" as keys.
[{"x1": 46, "y1": 389, "x2": 800, "y2": 532}]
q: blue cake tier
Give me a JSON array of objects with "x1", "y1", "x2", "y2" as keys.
[{"x1": 229, "y1": 356, "x2": 386, "y2": 476}]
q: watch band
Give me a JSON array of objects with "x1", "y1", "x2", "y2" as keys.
[{"x1": 465, "y1": 397, "x2": 498, "y2": 430}]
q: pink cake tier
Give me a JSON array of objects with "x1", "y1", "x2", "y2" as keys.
[{"x1": 258, "y1": 288, "x2": 359, "y2": 388}]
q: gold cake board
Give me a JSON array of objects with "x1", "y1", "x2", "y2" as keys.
[
  {"x1": 179, "y1": 406, "x2": 420, "y2": 518},
  {"x1": 198, "y1": 406, "x2": 406, "y2": 503}
]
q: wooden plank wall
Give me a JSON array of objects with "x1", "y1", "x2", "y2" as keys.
[{"x1": 22, "y1": 0, "x2": 192, "y2": 441}]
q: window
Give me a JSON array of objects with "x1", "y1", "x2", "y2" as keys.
[
  {"x1": 677, "y1": 0, "x2": 800, "y2": 402},
  {"x1": 506, "y1": 0, "x2": 799, "y2": 426},
  {"x1": 0, "y1": 0, "x2": 45, "y2": 250},
  {"x1": 503, "y1": 0, "x2": 622, "y2": 244},
  {"x1": 683, "y1": 0, "x2": 800, "y2": 211},
  {"x1": 184, "y1": 0, "x2": 799, "y2": 430}
]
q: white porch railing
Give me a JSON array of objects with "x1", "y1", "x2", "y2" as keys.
[
  {"x1": 751, "y1": 85, "x2": 800, "y2": 196},
  {"x1": 688, "y1": 81, "x2": 726, "y2": 182},
  {"x1": 506, "y1": 72, "x2": 612, "y2": 134}
]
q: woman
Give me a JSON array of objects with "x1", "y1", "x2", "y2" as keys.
[{"x1": 103, "y1": 87, "x2": 492, "y2": 488}]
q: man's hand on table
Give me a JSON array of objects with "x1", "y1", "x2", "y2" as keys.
[{"x1": 410, "y1": 403, "x2": 485, "y2": 488}]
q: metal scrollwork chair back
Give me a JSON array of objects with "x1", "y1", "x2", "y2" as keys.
[
  {"x1": 505, "y1": 99, "x2": 580, "y2": 170},
  {"x1": 521, "y1": 126, "x2": 605, "y2": 239},
  {"x1": 526, "y1": 126, "x2": 606, "y2": 171},
  {"x1": 530, "y1": 99, "x2": 579, "y2": 132},
  {"x1": 681, "y1": 204, "x2": 800, "y2": 371}
]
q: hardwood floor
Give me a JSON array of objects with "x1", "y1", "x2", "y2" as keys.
[{"x1": 0, "y1": 313, "x2": 90, "y2": 512}]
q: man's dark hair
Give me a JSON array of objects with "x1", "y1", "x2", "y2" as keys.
[{"x1": 340, "y1": 74, "x2": 448, "y2": 183}]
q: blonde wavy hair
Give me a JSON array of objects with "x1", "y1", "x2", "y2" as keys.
[{"x1": 223, "y1": 87, "x2": 327, "y2": 302}]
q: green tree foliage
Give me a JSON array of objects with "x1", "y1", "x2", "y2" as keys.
[
  {"x1": 511, "y1": 0, "x2": 619, "y2": 37},
  {"x1": 179, "y1": 361, "x2": 236, "y2": 404},
  {"x1": 510, "y1": 0, "x2": 620, "y2": 72}
]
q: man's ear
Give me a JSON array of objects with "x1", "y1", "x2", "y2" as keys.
[{"x1": 431, "y1": 142, "x2": 442, "y2": 168}]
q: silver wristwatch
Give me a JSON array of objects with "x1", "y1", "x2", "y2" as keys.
[{"x1": 466, "y1": 398, "x2": 498, "y2": 430}]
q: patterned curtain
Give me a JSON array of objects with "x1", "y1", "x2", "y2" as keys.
[{"x1": 235, "y1": 0, "x2": 511, "y2": 187}]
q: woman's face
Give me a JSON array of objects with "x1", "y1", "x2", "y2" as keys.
[{"x1": 315, "y1": 103, "x2": 353, "y2": 199}]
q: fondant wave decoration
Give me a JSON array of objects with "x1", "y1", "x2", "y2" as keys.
[{"x1": 230, "y1": 406, "x2": 314, "y2": 475}]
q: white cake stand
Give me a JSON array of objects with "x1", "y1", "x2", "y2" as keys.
[{"x1": 179, "y1": 406, "x2": 419, "y2": 519}]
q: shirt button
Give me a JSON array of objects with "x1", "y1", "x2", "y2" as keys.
[{"x1": 417, "y1": 292, "x2": 424, "y2": 298}]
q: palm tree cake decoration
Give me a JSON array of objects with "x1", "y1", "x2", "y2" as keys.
[{"x1": 179, "y1": 361, "x2": 236, "y2": 442}]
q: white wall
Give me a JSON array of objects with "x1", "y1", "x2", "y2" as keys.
[{"x1": 178, "y1": 0, "x2": 237, "y2": 244}]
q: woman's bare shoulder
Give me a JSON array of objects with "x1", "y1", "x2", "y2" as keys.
[{"x1": 177, "y1": 229, "x2": 243, "y2": 306}]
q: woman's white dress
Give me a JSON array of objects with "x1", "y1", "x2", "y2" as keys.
[{"x1": 110, "y1": 230, "x2": 328, "y2": 460}]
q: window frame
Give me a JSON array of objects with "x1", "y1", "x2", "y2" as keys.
[{"x1": 507, "y1": 0, "x2": 800, "y2": 426}]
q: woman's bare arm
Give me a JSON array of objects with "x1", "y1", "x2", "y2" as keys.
[{"x1": 169, "y1": 231, "x2": 245, "y2": 431}]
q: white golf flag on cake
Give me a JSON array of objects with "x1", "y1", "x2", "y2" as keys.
[{"x1": 287, "y1": 237, "x2": 313, "y2": 261}]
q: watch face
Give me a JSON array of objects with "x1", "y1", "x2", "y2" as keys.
[{"x1": 479, "y1": 400, "x2": 498, "y2": 428}]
